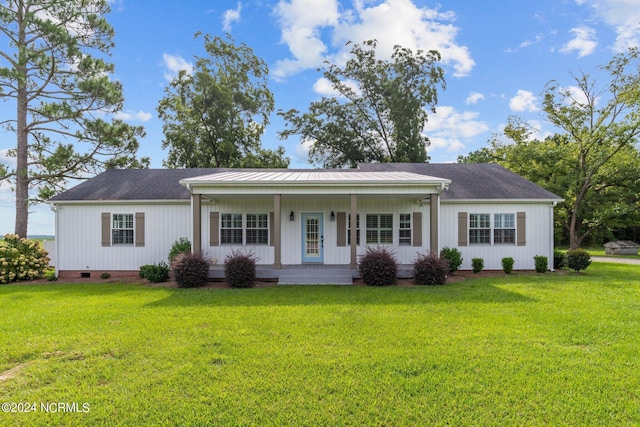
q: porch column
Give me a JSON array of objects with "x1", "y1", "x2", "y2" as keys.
[
  {"x1": 430, "y1": 193, "x2": 439, "y2": 255},
  {"x1": 273, "y1": 194, "x2": 282, "y2": 269},
  {"x1": 192, "y1": 193, "x2": 202, "y2": 254},
  {"x1": 350, "y1": 194, "x2": 357, "y2": 268}
]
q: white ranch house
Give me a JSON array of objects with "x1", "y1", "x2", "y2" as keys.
[{"x1": 48, "y1": 163, "x2": 562, "y2": 281}]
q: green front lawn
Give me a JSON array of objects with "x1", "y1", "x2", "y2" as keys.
[{"x1": 1, "y1": 263, "x2": 639, "y2": 426}]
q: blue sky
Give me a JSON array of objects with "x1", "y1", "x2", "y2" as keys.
[{"x1": 1, "y1": 0, "x2": 639, "y2": 235}]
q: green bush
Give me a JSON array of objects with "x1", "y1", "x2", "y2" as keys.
[
  {"x1": 224, "y1": 249, "x2": 258, "y2": 288},
  {"x1": 140, "y1": 262, "x2": 170, "y2": 283},
  {"x1": 471, "y1": 258, "x2": 484, "y2": 274},
  {"x1": 440, "y1": 246, "x2": 463, "y2": 273},
  {"x1": 173, "y1": 253, "x2": 209, "y2": 288},
  {"x1": 358, "y1": 246, "x2": 398, "y2": 286},
  {"x1": 413, "y1": 253, "x2": 449, "y2": 285},
  {"x1": 0, "y1": 234, "x2": 50, "y2": 284},
  {"x1": 534, "y1": 255, "x2": 548, "y2": 273},
  {"x1": 566, "y1": 249, "x2": 592, "y2": 273},
  {"x1": 501, "y1": 257, "x2": 514, "y2": 274},
  {"x1": 168, "y1": 237, "x2": 191, "y2": 264},
  {"x1": 100, "y1": 272, "x2": 111, "y2": 279},
  {"x1": 553, "y1": 250, "x2": 567, "y2": 269}
]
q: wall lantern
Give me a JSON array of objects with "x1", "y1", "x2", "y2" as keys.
[
  {"x1": 290, "y1": 211, "x2": 295, "y2": 221},
  {"x1": 330, "y1": 211, "x2": 335, "y2": 221}
]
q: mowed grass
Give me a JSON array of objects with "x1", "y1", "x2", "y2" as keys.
[{"x1": 1, "y1": 263, "x2": 639, "y2": 426}]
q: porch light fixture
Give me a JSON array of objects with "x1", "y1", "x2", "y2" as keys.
[
  {"x1": 290, "y1": 211, "x2": 294, "y2": 221},
  {"x1": 330, "y1": 211, "x2": 335, "y2": 221}
]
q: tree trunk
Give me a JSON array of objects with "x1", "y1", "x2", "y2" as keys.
[{"x1": 14, "y1": 10, "x2": 29, "y2": 239}]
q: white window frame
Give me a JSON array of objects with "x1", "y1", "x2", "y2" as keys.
[
  {"x1": 112, "y1": 213, "x2": 134, "y2": 245},
  {"x1": 221, "y1": 213, "x2": 243, "y2": 245},
  {"x1": 494, "y1": 213, "x2": 516, "y2": 245},
  {"x1": 246, "y1": 213, "x2": 269, "y2": 245},
  {"x1": 399, "y1": 213, "x2": 412, "y2": 246},
  {"x1": 366, "y1": 214, "x2": 393, "y2": 245},
  {"x1": 469, "y1": 213, "x2": 491, "y2": 245}
]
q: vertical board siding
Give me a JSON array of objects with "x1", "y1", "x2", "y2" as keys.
[
  {"x1": 57, "y1": 203, "x2": 191, "y2": 272},
  {"x1": 440, "y1": 203, "x2": 554, "y2": 270}
]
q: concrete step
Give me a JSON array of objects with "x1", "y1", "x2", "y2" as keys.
[{"x1": 277, "y1": 272, "x2": 353, "y2": 285}]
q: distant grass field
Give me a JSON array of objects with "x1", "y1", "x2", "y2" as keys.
[{"x1": 1, "y1": 263, "x2": 639, "y2": 426}]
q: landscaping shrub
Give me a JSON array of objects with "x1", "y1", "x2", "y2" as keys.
[
  {"x1": 173, "y1": 253, "x2": 209, "y2": 288},
  {"x1": 224, "y1": 249, "x2": 258, "y2": 288},
  {"x1": 168, "y1": 237, "x2": 191, "y2": 264},
  {"x1": 501, "y1": 257, "x2": 514, "y2": 274},
  {"x1": 358, "y1": 246, "x2": 398, "y2": 286},
  {"x1": 566, "y1": 249, "x2": 592, "y2": 273},
  {"x1": 0, "y1": 234, "x2": 49, "y2": 284},
  {"x1": 100, "y1": 272, "x2": 111, "y2": 279},
  {"x1": 440, "y1": 246, "x2": 463, "y2": 273},
  {"x1": 471, "y1": 257, "x2": 484, "y2": 273},
  {"x1": 534, "y1": 255, "x2": 548, "y2": 273},
  {"x1": 140, "y1": 262, "x2": 170, "y2": 283},
  {"x1": 413, "y1": 253, "x2": 449, "y2": 285},
  {"x1": 553, "y1": 250, "x2": 567, "y2": 269}
]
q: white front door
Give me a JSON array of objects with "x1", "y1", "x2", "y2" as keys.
[{"x1": 301, "y1": 213, "x2": 324, "y2": 263}]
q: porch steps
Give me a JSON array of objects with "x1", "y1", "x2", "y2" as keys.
[{"x1": 277, "y1": 271, "x2": 354, "y2": 285}]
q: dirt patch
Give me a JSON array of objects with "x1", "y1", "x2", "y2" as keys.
[{"x1": 0, "y1": 363, "x2": 29, "y2": 382}]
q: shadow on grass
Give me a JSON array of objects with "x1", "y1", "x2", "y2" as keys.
[{"x1": 143, "y1": 281, "x2": 536, "y2": 308}]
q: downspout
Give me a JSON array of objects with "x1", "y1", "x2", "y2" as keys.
[
  {"x1": 550, "y1": 201, "x2": 557, "y2": 271},
  {"x1": 50, "y1": 203, "x2": 60, "y2": 278}
]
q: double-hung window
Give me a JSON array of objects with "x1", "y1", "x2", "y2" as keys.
[
  {"x1": 399, "y1": 213, "x2": 412, "y2": 246},
  {"x1": 469, "y1": 213, "x2": 491, "y2": 244},
  {"x1": 221, "y1": 213, "x2": 243, "y2": 244},
  {"x1": 246, "y1": 213, "x2": 268, "y2": 245},
  {"x1": 366, "y1": 214, "x2": 393, "y2": 244},
  {"x1": 494, "y1": 214, "x2": 515, "y2": 244},
  {"x1": 112, "y1": 214, "x2": 134, "y2": 245}
]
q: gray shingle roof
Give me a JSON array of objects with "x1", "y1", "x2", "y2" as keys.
[
  {"x1": 49, "y1": 163, "x2": 561, "y2": 202},
  {"x1": 358, "y1": 163, "x2": 562, "y2": 200},
  {"x1": 49, "y1": 169, "x2": 220, "y2": 201}
]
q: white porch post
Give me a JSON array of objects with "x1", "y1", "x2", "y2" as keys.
[
  {"x1": 430, "y1": 193, "x2": 439, "y2": 255},
  {"x1": 192, "y1": 193, "x2": 202, "y2": 254},
  {"x1": 273, "y1": 194, "x2": 282, "y2": 269},
  {"x1": 350, "y1": 194, "x2": 357, "y2": 268}
]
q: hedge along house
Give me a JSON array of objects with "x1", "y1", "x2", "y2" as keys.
[{"x1": 47, "y1": 163, "x2": 562, "y2": 280}]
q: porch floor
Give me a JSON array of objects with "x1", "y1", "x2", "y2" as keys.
[{"x1": 208, "y1": 264, "x2": 414, "y2": 285}]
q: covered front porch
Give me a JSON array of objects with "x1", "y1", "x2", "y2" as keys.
[{"x1": 180, "y1": 170, "x2": 450, "y2": 271}]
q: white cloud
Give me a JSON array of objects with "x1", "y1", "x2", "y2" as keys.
[
  {"x1": 312, "y1": 77, "x2": 361, "y2": 97},
  {"x1": 577, "y1": 0, "x2": 640, "y2": 52},
  {"x1": 423, "y1": 106, "x2": 489, "y2": 153},
  {"x1": 560, "y1": 26, "x2": 598, "y2": 57},
  {"x1": 466, "y1": 92, "x2": 485, "y2": 105},
  {"x1": 223, "y1": 2, "x2": 242, "y2": 32},
  {"x1": 161, "y1": 53, "x2": 193, "y2": 81},
  {"x1": 293, "y1": 138, "x2": 315, "y2": 165},
  {"x1": 273, "y1": 0, "x2": 474, "y2": 79},
  {"x1": 509, "y1": 90, "x2": 539, "y2": 112},
  {"x1": 114, "y1": 110, "x2": 153, "y2": 122}
]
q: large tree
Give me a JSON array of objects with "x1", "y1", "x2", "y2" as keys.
[
  {"x1": 157, "y1": 33, "x2": 289, "y2": 169},
  {"x1": 279, "y1": 40, "x2": 445, "y2": 168},
  {"x1": 0, "y1": 0, "x2": 148, "y2": 238},
  {"x1": 460, "y1": 57, "x2": 640, "y2": 248}
]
